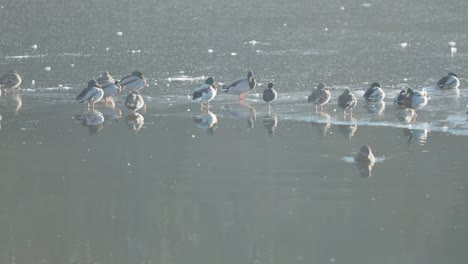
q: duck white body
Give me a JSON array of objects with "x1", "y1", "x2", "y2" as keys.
[
  {"x1": 0, "y1": 70, "x2": 22, "y2": 91},
  {"x1": 437, "y1": 72, "x2": 460, "y2": 89},
  {"x1": 222, "y1": 70, "x2": 256, "y2": 100},
  {"x1": 120, "y1": 71, "x2": 147, "y2": 91},
  {"x1": 76, "y1": 80, "x2": 104, "y2": 109},
  {"x1": 363, "y1": 82, "x2": 385, "y2": 102},
  {"x1": 193, "y1": 77, "x2": 217, "y2": 108}
]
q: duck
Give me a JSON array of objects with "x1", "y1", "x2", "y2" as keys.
[
  {"x1": 124, "y1": 90, "x2": 145, "y2": 113},
  {"x1": 120, "y1": 71, "x2": 147, "y2": 91},
  {"x1": 337, "y1": 88, "x2": 357, "y2": 115},
  {"x1": 437, "y1": 72, "x2": 460, "y2": 89},
  {"x1": 76, "y1": 80, "x2": 104, "y2": 109},
  {"x1": 0, "y1": 70, "x2": 22, "y2": 92},
  {"x1": 97, "y1": 72, "x2": 121, "y2": 103},
  {"x1": 363, "y1": 82, "x2": 385, "y2": 102},
  {"x1": 402, "y1": 88, "x2": 428, "y2": 117},
  {"x1": 192, "y1": 77, "x2": 217, "y2": 109},
  {"x1": 222, "y1": 70, "x2": 256, "y2": 100},
  {"x1": 393, "y1": 89, "x2": 406, "y2": 108},
  {"x1": 308, "y1": 82, "x2": 331, "y2": 112},
  {"x1": 354, "y1": 146, "x2": 376, "y2": 163},
  {"x1": 262, "y1": 82, "x2": 277, "y2": 107}
]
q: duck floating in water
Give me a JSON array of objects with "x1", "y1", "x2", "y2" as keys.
[
  {"x1": 222, "y1": 70, "x2": 256, "y2": 100},
  {"x1": 120, "y1": 71, "x2": 147, "y2": 91},
  {"x1": 402, "y1": 87, "x2": 428, "y2": 119},
  {"x1": 97, "y1": 72, "x2": 121, "y2": 103},
  {"x1": 354, "y1": 146, "x2": 376, "y2": 163},
  {"x1": 354, "y1": 146, "x2": 376, "y2": 177},
  {"x1": 0, "y1": 70, "x2": 22, "y2": 92},
  {"x1": 437, "y1": 72, "x2": 460, "y2": 89},
  {"x1": 308, "y1": 82, "x2": 331, "y2": 112},
  {"x1": 363, "y1": 82, "x2": 385, "y2": 102},
  {"x1": 263, "y1": 82, "x2": 277, "y2": 107},
  {"x1": 192, "y1": 77, "x2": 217, "y2": 109},
  {"x1": 124, "y1": 90, "x2": 145, "y2": 113},
  {"x1": 76, "y1": 80, "x2": 104, "y2": 110},
  {"x1": 337, "y1": 88, "x2": 357, "y2": 115}
]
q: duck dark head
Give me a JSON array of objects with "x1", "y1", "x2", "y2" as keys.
[
  {"x1": 360, "y1": 145, "x2": 372, "y2": 155},
  {"x1": 406, "y1": 87, "x2": 414, "y2": 96},
  {"x1": 132, "y1": 71, "x2": 143, "y2": 77},
  {"x1": 205, "y1": 77, "x2": 214, "y2": 85},
  {"x1": 343, "y1": 88, "x2": 351, "y2": 94},
  {"x1": 448, "y1": 72, "x2": 458, "y2": 77},
  {"x1": 317, "y1": 82, "x2": 327, "y2": 90},
  {"x1": 267, "y1": 83, "x2": 274, "y2": 89},
  {"x1": 247, "y1": 70, "x2": 253, "y2": 78},
  {"x1": 370, "y1": 82, "x2": 381, "y2": 88},
  {"x1": 88, "y1": 80, "x2": 101, "y2": 88}
]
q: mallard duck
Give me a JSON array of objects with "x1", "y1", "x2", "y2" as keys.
[
  {"x1": 120, "y1": 71, "x2": 147, "y2": 91},
  {"x1": 393, "y1": 89, "x2": 406, "y2": 108},
  {"x1": 97, "y1": 72, "x2": 121, "y2": 103},
  {"x1": 0, "y1": 70, "x2": 22, "y2": 92},
  {"x1": 76, "y1": 80, "x2": 104, "y2": 109},
  {"x1": 437, "y1": 72, "x2": 460, "y2": 89},
  {"x1": 222, "y1": 70, "x2": 256, "y2": 100},
  {"x1": 363, "y1": 82, "x2": 385, "y2": 101},
  {"x1": 192, "y1": 77, "x2": 217, "y2": 109},
  {"x1": 402, "y1": 88, "x2": 428, "y2": 117},
  {"x1": 337, "y1": 89, "x2": 357, "y2": 115},
  {"x1": 263, "y1": 83, "x2": 277, "y2": 107},
  {"x1": 124, "y1": 90, "x2": 145, "y2": 113},
  {"x1": 354, "y1": 146, "x2": 376, "y2": 163},
  {"x1": 308, "y1": 82, "x2": 331, "y2": 112}
]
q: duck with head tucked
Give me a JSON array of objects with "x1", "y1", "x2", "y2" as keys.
[
  {"x1": 120, "y1": 71, "x2": 147, "y2": 91},
  {"x1": 437, "y1": 72, "x2": 460, "y2": 89},
  {"x1": 97, "y1": 72, "x2": 121, "y2": 103},
  {"x1": 354, "y1": 146, "x2": 376, "y2": 177},
  {"x1": 393, "y1": 89, "x2": 406, "y2": 108},
  {"x1": 76, "y1": 80, "x2": 104, "y2": 110},
  {"x1": 337, "y1": 89, "x2": 357, "y2": 115},
  {"x1": 308, "y1": 82, "x2": 331, "y2": 112},
  {"x1": 0, "y1": 70, "x2": 22, "y2": 93},
  {"x1": 192, "y1": 77, "x2": 217, "y2": 109},
  {"x1": 263, "y1": 82, "x2": 277, "y2": 108},
  {"x1": 222, "y1": 70, "x2": 256, "y2": 101},
  {"x1": 363, "y1": 82, "x2": 385, "y2": 102},
  {"x1": 124, "y1": 90, "x2": 145, "y2": 113}
]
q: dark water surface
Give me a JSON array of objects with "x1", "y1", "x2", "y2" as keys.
[{"x1": 1, "y1": 0, "x2": 468, "y2": 263}]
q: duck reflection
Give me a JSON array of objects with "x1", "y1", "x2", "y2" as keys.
[
  {"x1": 100, "y1": 103, "x2": 122, "y2": 122},
  {"x1": 403, "y1": 128, "x2": 428, "y2": 145},
  {"x1": 0, "y1": 113, "x2": 2, "y2": 130},
  {"x1": 337, "y1": 116, "x2": 357, "y2": 141},
  {"x1": 125, "y1": 113, "x2": 144, "y2": 132},
  {"x1": 355, "y1": 161, "x2": 375, "y2": 177},
  {"x1": 262, "y1": 111, "x2": 278, "y2": 136},
  {"x1": 1, "y1": 93, "x2": 23, "y2": 112},
  {"x1": 395, "y1": 108, "x2": 415, "y2": 123},
  {"x1": 310, "y1": 111, "x2": 331, "y2": 136},
  {"x1": 222, "y1": 102, "x2": 256, "y2": 130},
  {"x1": 364, "y1": 101, "x2": 385, "y2": 114},
  {"x1": 193, "y1": 110, "x2": 218, "y2": 134},
  {"x1": 74, "y1": 110, "x2": 105, "y2": 134}
]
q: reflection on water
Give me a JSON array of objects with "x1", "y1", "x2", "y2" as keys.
[
  {"x1": 125, "y1": 113, "x2": 145, "y2": 132},
  {"x1": 222, "y1": 103, "x2": 256, "y2": 130},
  {"x1": 337, "y1": 120, "x2": 357, "y2": 141},
  {"x1": 193, "y1": 110, "x2": 218, "y2": 134},
  {"x1": 355, "y1": 160, "x2": 375, "y2": 177},
  {"x1": 310, "y1": 111, "x2": 331, "y2": 136},
  {"x1": 364, "y1": 101, "x2": 385, "y2": 115},
  {"x1": 403, "y1": 128, "x2": 428, "y2": 145},
  {"x1": 74, "y1": 110, "x2": 105, "y2": 135},
  {"x1": 262, "y1": 112, "x2": 278, "y2": 136},
  {"x1": 100, "y1": 105, "x2": 122, "y2": 122}
]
